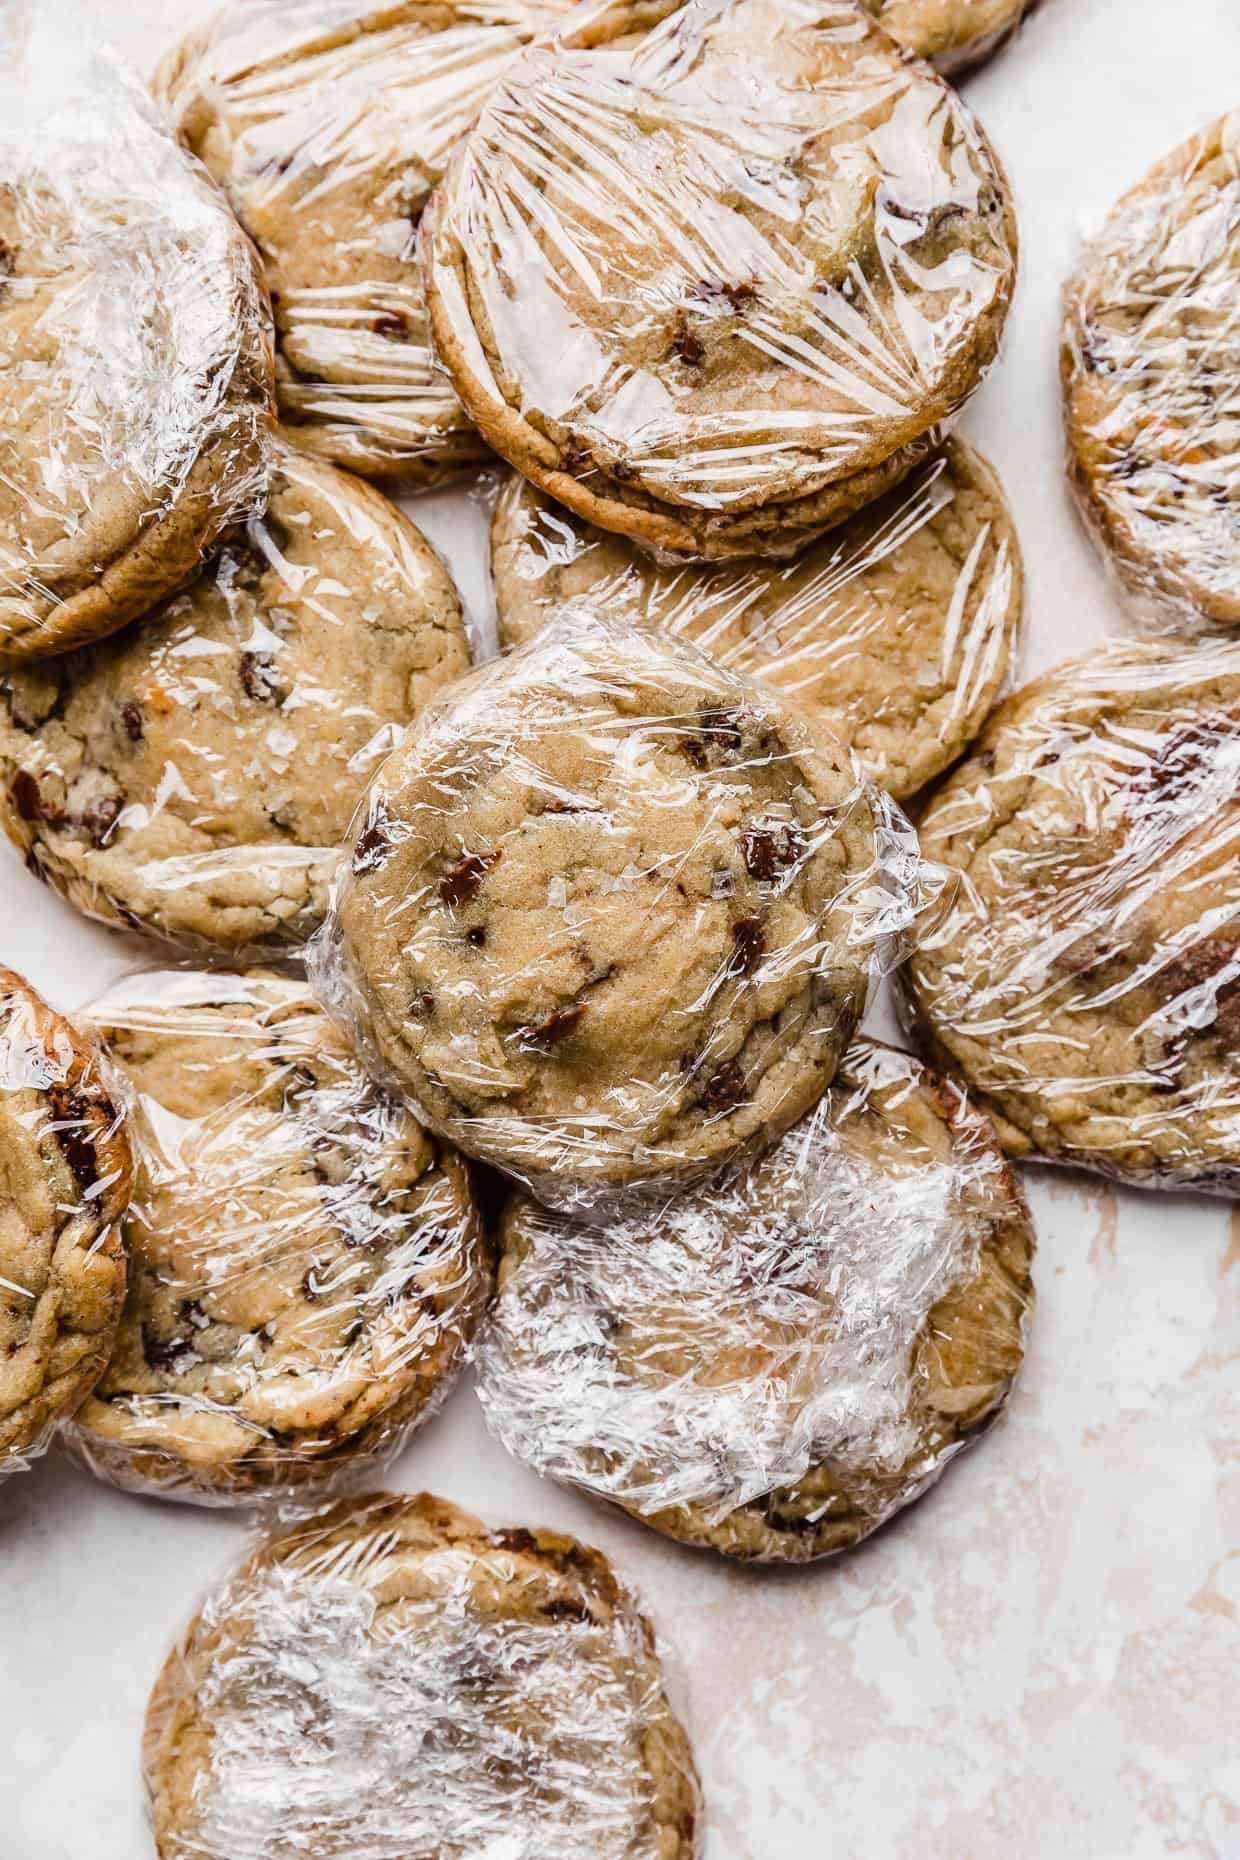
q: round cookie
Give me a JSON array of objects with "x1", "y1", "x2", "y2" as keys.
[
  {"x1": 143, "y1": 1490, "x2": 701, "y2": 1859},
  {"x1": 0, "y1": 85, "x2": 272, "y2": 661},
  {"x1": 63, "y1": 971, "x2": 488, "y2": 1505},
  {"x1": 492, "y1": 437, "x2": 1023, "y2": 799},
  {"x1": 479, "y1": 1039, "x2": 1034, "y2": 1563},
  {"x1": 859, "y1": 0, "x2": 1034, "y2": 73},
  {"x1": 319, "y1": 609, "x2": 927, "y2": 1208},
  {"x1": 424, "y1": 0, "x2": 1017, "y2": 559},
  {"x1": 1062, "y1": 114, "x2": 1240, "y2": 633},
  {"x1": 156, "y1": 0, "x2": 578, "y2": 483},
  {"x1": 0, "y1": 968, "x2": 132, "y2": 1478},
  {"x1": 905, "y1": 640, "x2": 1240, "y2": 1189},
  {"x1": 0, "y1": 438, "x2": 470, "y2": 955}
]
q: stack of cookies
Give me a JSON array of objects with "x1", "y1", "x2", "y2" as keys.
[{"x1": 2, "y1": 0, "x2": 1235, "y2": 1852}]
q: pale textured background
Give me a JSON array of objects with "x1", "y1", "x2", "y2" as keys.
[{"x1": 3, "y1": 2, "x2": 1240, "y2": 1856}]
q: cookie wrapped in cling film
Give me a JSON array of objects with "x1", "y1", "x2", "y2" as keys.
[
  {"x1": 154, "y1": 0, "x2": 586, "y2": 485},
  {"x1": 309, "y1": 605, "x2": 951, "y2": 1213},
  {"x1": 143, "y1": 1491, "x2": 702, "y2": 1860},
  {"x1": 477, "y1": 1039, "x2": 1034, "y2": 1563},
  {"x1": 1061, "y1": 113, "x2": 1240, "y2": 636},
  {"x1": 422, "y1": 0, "x2": 1018, "y2": 562},
  {"x1": 490, "y1": 435, "x2": 1025, "y2": 801},
  {"x1": 60, "y1": 970, "x2": 489, "y2": 1507},
  {"x1": 0, "y1": 967, "x2": 132, "y2": 1481},
  {"x1": 0, "y1": 20, "x2": 274, "y2": 663},
  {"x1": 0, "y1": 435, "x2": 471, "y2": 958},
  {"x1": 857, "y1": 0, "x2": 1037, "y2": 75},
  {"x1": 902, "y1": 640, "x2": 1240, "y2": 1192}
]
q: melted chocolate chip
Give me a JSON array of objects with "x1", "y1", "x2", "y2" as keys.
[
  {"x1": 353, "y1": 807, "x2": 392, "y2": 874},
  {"x1": 491, "y1": 1528, "x2": 540, "y2": 1555},
  {"x1": 440, "y1": 849, "x2": 501, "y2": 907},
  {"x1": 120, "y1": 701, "x2": 144, "y2": 743},
  {"x1": 540, "y1": 1597, "x2": 593, "y2": 1625},
  {"x1": 729, "y1": 918, "x2": 765, "y2": 976},
  {"x1": 143, "y1": 1327, "x2": 195, "y2": 1374},
  {"x1": 693, "y1": 277, "x2": 757, "y2": 310},
  {"x1": 10, "y1": 770, "x2": 56, "y2": 824},
  {"x1": 672, "y1": 311, "x2": 705, "y2": 366},
  {"x1": 700, "y1": 1059, "x2": 746, "y2": 1112},
  {"x1": 180, "y1": 1299, "x2": 210, "y2": 1331},
  {"x1": 518, "y1": 1001, "x2": 588, "y2": 1049},
  {"x1": 410, "y1": 990, "x2": 435, "y2": 1020},
  {"x1": 46, "y1": 1087, "x2": 100, "y2": 1193},
  {"x1": 239, "y1": 651, "x2": 280, "y2": 704},
  {"x1": 80, "y1": 795, "x2": 122, "y2": 847},
  {"x1": 466, "y1": 925, "x2": 487, "y2": 947},
  {"x1": 372, "y1": 311, "x2": 409, "y2": 338},
  {"x1": 741, "y1": 821, "x2": 803, "y2": 881}
]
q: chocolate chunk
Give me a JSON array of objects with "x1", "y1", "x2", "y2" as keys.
[
  {"x1": 540, "y1": 1597, "x2": 593, "y2": 1625},
  {"x1": 753, "y1": 1492, "x2": 819, "y2": 1534},
  {"x1": 672, "y1": 311, "x2": 705, "y2": 367},
  {"x1": 353, "y1": 805, "x2": 392, "y2": 874},
  {"x1": 410, "y1": 989, "x2": 435, "y2": 1020},
  {"x1": 10, "y1": 769, "x2": 57, "y2": 824},
  {"x1": 561, "y1": 434, "x2": 590, "y2": 471},
  {"x1": 80, "y1": 795, "x2": 121, "y2": 847},
  {"x1": 1138, "y1": 716, "x2": 1240, "y2": 811},
  {"x1": 491, "y1": 1528, "x2": 540, "y2": 1555},
  {"x1": 180, "y1": 1299, "x2": 210, "y2": 1331},
  {"x1": 700, "y1": 1058, "x2": 746, "y2": 1112},
  {"x1": 46, "y1": 1087, "x2": 100, "y2": 1194},
  {"x1": 517, "y1": 1001, "x2": 588, "y2": 1049},
  {"x1": 143, "y1": 1326, "x2": 195, "y2": 1375},
  {"x1": 371, "y1": 311, "x2": 409, "y2": 338},
  {"x1": 239, "y1": 651, "x2": 280, "y2": 704},
  {"x1": 466, "y1": 925, "x2": 487, "y2": 947},
  {"x1": 693, "y1": 277, "x2": 756, "y2": 310},
  {"x1": 120, "y1": 701, "x2": 144, "y2": 743},
  {"x1": 439, "y1": 849, "x2": 501, "y2": 907},
  {"x1": 729, "y1": 918, "x2": 765, "y2": 976},
  {"x1": 611, "y1": 459, "x2": 635, "y2": 482},
  {"x1": 1155, "y1": 933, "x2": 1240, "y2": 1041},
  {"x1": 741, "y1": 821, "x2": 803, "y2": 881}
]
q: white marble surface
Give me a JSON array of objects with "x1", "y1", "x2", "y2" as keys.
[{"x1": 3, "y1": 1, "x2": 1240, "y2": 1855}]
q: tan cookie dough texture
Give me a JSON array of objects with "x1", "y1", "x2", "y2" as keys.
[
  {"x1": 323, "y1": 611, "x2": 923, "y2": 1206},
  {"x1": 492, "y1": 436, "x2": 1023, "y2": 799},
  {"x1": 0, "y1": 87, "x2": 272, "y2": 661},
  {"x1": 64, "y1": 972, "x2": 488, "y2": 1504},
  {"x1": 157, "y1": 0, "x2": 579, "y2": 482},
  {"x1": 143, "y1": 1491, "x2": 701, "y2": 1859},
  {"x1": 859, "y1": 0, "x2": 1034, "y2": 73},
  {"x1": 424, "y1": 0, "x2": 1017, "y2": 559},
  {"x1": 1062, "y1": 113, "x2": 1240, "y2": 633},
  {"x1": 906, "y1": 641, "x2": 1240, "y2": 1189},
  {"x1": 0, "y1": 968, "x2": 132, "y2": 1475},
  {"x1": 0, "y1": 438, "x2": 469, "y2": 954},
  {"x1": 480, "y1": 1039, "x2": 1034, "y2": 1562}
]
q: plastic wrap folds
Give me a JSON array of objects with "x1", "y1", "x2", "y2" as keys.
[
  {"x1": 62, "y1": 970, "x2": 488, "y2": 1506},
  {"x1": 143, "y1": 1492, "x2": 702, "y2": 1858},
  {"x1": 311, "y1": 606, "x2": 949, "y2": 1212}
]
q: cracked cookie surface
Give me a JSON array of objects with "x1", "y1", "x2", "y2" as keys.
[
  {"x1": 0, "y1": 439, "x2": 469, "y2": 955},
  {"x1": 144, "y1": 1490, "x2": 701, "y2": 1859},
  {"x1": 0, "y1": 967, "x2": 132, "y2": 1476},
  {"x1": 65, "y1": 972, "x2": 487, "y2": 1504}
]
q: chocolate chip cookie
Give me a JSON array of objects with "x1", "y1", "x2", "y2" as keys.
[
  {"x1": 859, "y1": 0, "x2": 1034, "y2": 73},
  {"x1": 0, "y1": 968, "x2": 131, "y2": 1478},
  {"x1": 157, "y1": 0, "x2": 577, "y2": 483},
  {"x1": 1062, "y1": 113, "x2": 1240, "y2": 633},
  {"x1": 319, "y1": 609, "x2": 929, "y2": 1208},
  {"x1": 0, "y1": 438, "x2": 469, "y2": 954},
  {"x1": 905, "y1": 641, "x2": 1240, "y2": 1188},
  {"x1": 64, "y1": 972, "x2": 487, "y2": 1504},
  {"x1": 0, "y1": 84, "x2": 272, "y2": 661},
  {"x1": 492, "y1": 437, "x2": 1023, "y2": 798},
  {"x1": 424, "y1": 0, "x2": 1017, "y2": 559},
  {"x1": 479, "y1": 1039, "x2": 1033, "y2": 1562},
  {"x1": 144, "y1": 1490, "x2": 701, "y2": 1858}
]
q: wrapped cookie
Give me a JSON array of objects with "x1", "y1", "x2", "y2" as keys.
[
  {"x1": 310, "y1": 606, "x2": 947, "y2": 1210},
  {"x1": 858, "y1": 0, "x2": 1038, "y2": 74},
  {"x1": 62, "y1": 970, "x2": 489, "y2": 1505},
  {"x1": 143, "y1": 1491, "x2": 701, "y2": 1858},
  {"x1": 477, "y1": 1040, "x2": 1034, "y2": 1562}
]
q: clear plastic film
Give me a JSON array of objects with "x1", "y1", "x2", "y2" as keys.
[
  {"x1": 143, "y1": 1490, "x2": 702, "y2": 1859},
  {"x1": 857, "y1": 0, "x2": 1037, "y2": 75},
  {"x1": 61, "y1": 970, "x2": 489, "y2": 1507},
  {"x1": 0, "y1": 966, "x2": 132, "y2": 1481},
  {"x1": 423, "y1": 0, "x2": 1018, "y2": 560},
  {"x1": 310, "y1": 605, "x2": 948, "y2": 1212},
  {"x1": 155, "y1": 0, "x2": 581, "y2": 484},
  {"x1": 903, "y1": 639, "x2": 1240, "y2": 1191},
  {"x1": 0, "y1": 14, "x2": 274, "y2": 662},
  {"x1": 0, "y1": 435, "x2": 471, "y2": 957},
  {"x1": 478, "y1": 1038, "x2": 1034, "y2": 1562},
  {"x1": 490, "y1": 435, "x2": 1024, "y2": 800},
  {"x1": 1061, "y1": 112, "x2": 1240, "y2": 636}
]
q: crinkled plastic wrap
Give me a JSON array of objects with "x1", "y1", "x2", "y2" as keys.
[
  {"x1": 0, "y1": 27, "x2": 273, "y2": 661},
  {"x1": 904, "y1": 639, "x2": 1240, "y2": 1191},
  {"x1": 858, "y1": 0, "x2": 1037, "y2": 75},
  {"x1": 1061, "y1": 112, "x2": 1240, "y2": 635},
  {"x1": 61, "y1": 971, "x2": 489, "y2": 1506},
  {"x1": 143, "y1": 1490, "x2": 702, "y2": 1859},
  {"x1": 490, "y1": 436, "x2": 1024, "y2": 799},
  {"x1": 310, "y1": 606, "x2": 948, "y2": 1212},
  {"x1": 478, "y1": 1038, "x2": 1034, "y2": 1562},
  {"x1": 0, "y1": 436, "x2": 471, "y2": 956},
  {"x1": 156, "y1": 0, "x2": 579, "y2": 483},
  {"x1": 423, "y1": 0, "x2": 1018, "y2": 560},
  {"x1": 0, "y1": 966, "x2": 132, "y2": 1481}
]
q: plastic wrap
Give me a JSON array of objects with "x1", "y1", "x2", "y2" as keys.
[
  {"x1": 0, "y1": 436, "x2": 470, "y2": 957},
  {"x1": 0, "y1": 33, "x2": 273, "y2": 662},
  {"x1": 477, "y1": 1038, "x2": 1033, "y2": 1562},
  {"x1": 857, "y1": 0, "x2": 1036, "y2": 74},
  {"x1": 143, "y1": 1490, "x2": 701, "y2": 1858},
  {"x1": 491, "y1": 436, "x2": 1023, "y2": 800},
  {"x1": 904, "y1": 639, "x2": 1240, "y2": 1190},
  {"x1": 310, "y1": 605, "x2": 947, "y2": 1211},
  {"x1": 1061, "y1": 113, "x2": 1240, "y2": 635},
  {"x1": 156, "y1": 0, "x2": 582, "y2": 484},
  {"x1": 423, "y1": 0, "x2": 1018, "y2": 561},
  {"x1": 0, "y1": 966, "x2": 132, "y2": 1481},
  {"x1": 61, "y1": 971, "x2": 488, "y2": 1506}
]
